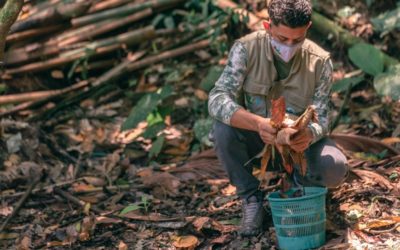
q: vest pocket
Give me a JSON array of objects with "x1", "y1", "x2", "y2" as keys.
[
  {"x1": 243, "y1": 77, "x2": 271, "y2": 96},
  {"x1": 284, "y1": 92, "x2": 313, "y2": 114}
]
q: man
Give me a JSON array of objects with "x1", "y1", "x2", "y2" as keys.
[{"x1": 208, "y1": 0, "x2": 349, "y2": 237}]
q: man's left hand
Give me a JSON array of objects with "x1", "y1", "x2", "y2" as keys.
[
  {"x1": 276, "y1": 128, "x2": 313, "y2": 152},
  {"x1": 289, "y1": 128, "x2": 313, "y2": 152}
]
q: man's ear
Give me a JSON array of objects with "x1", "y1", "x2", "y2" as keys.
[{"x1": 263, "y1": 21, "x2": 270, "y2": 30}]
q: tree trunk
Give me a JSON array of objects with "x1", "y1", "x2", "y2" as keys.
[{"x1": 0, "y1": 0, "x2": 24, "y2": 61}]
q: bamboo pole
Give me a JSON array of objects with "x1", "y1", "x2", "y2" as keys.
[
  {"x1": 91, "y1": 39, "x2": 210, "y2": 87},
  {"x1": 0, "y1": 80, "x2": 91, "y2": 118},
  {"x1": 88, "y1": 0, "x2": 133, "y2": 14},
  {"x1": 0, "y1": 80, "x2": 89, "y2": 105},
  {"x1": 5, "y1": 41, "x2": 88, "y2": 65},
  {"x1": 71, "y1": 0, "x2": 184, "y2": 27},
  {"x1": 10, "y1": 1, "x2": 91, "y2": 34},
  {"x1": 60, "y1": 8, "x2": 153, "y2": 46},
  {"x1": 126, "y1": 39, "x2": 210, "y2": 72},
  {"x1": 5, "y1": 26, "x2": 156, "y2": 74},
  {"x1": 6, "y1": 25, "x2": 64, "y2": 43}
]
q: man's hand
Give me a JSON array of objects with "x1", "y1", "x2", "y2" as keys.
[
  {"x1": 257, "y1": 118, "x2": 277, "y2": 144},
  {"x1": 276, "y1": 127, "x2": 313, "y2": 152}
]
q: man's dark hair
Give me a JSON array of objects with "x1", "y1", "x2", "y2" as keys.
[{"x1": 268, "y1": 0, "x2": 312, "y2": 28}]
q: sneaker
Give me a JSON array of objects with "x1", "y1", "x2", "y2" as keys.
[{"x1": 238, "y1": 195, "x2": 266, "y2": 237}]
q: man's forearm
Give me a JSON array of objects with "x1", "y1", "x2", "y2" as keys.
[{"x1": 230, "y1": 108, "x2": 264, "y2": 132}]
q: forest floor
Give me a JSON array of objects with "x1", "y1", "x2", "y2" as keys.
[{"x1": 0, "y1": 0, "x2": 399, "y2": 249}]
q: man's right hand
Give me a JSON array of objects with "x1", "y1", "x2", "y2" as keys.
[{"x1": 257, "y1": 118, "x2": 277, "y2": 144}]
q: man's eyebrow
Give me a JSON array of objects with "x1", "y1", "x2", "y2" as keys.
[{"x1": 277, "y1": 34, "x2": 288, "y2": 40}]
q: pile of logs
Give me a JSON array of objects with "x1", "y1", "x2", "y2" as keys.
[{"x1": 0, "y1": 0, "x2": 221, "y2": 118}]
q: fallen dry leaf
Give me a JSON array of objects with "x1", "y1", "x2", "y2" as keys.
[
  {"x1": 172, "y1": 235, "x2": 199, "y2": 249},
  {"x1": 79, "y1": 216, "x2": 96, "y2": 241},
  {"x1": 352, "y1": 169, "x2": 394, "y2": 190},
  {"x1": 141, "y1": 172, "x2": 181, "y2": 196},
  {"x1": 121, "y1": 212, "x2": 179, "y2": 222},
  {"x1": 118, "y1": 241, "x2": 128, "y2": 250},
  {"x1": 381, "y1": 137, "x2": 400, "y2": 145},
  {"x1": 357, "y1": 219, "x2": 398, "y2": 231}
]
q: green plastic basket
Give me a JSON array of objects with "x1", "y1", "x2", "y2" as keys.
[{"x1": 268, "y1": 187, "x2": 327, "y2": 250}]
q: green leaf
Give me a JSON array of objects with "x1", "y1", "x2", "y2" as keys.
[
  {"x1": 377, "y1": 149, "x2": 388, "y2": 159},
  {"x1": 193, "y1": 118, "x2": 214, "y2": 147},
  {"x1": 157, "y1": 84, "x2": 174, "y2": 99},
  {"x1": 332, "y1": 76, "x2": 364, "y2": 93},
  {"x1": 163, "y1": 16, "x2": 175, "y2": 29},
  {"x1": 337, "y1": 6, "x2": 355, "y2": 18},
  {"x1": 0, "y1": 83, "x2": 8, "y2": 94},
  {"x1": 119, "y1": 203, "x2": 142, "y2": 215},
  {"x1": 200, "y1": 66, "x2": 224, "y2": 92},
  {"x1": 149, "y1": 135, "x2": 165, "y2": 158},
  {"x1": 122, "y1": 93, "x2": 160, "y2": 131},
  {"x1": 142, "y1": 123, "x2": 165, "y2": 139},
  {"x1": 122, "y1": 86, "x2": 174, "y2": 131},
  {"x1": 147, "y1": 111, "x2": 164, "y2": 126},
  {"x1": 75, "y1": 222, "x2": 81, "y2": 232},
  {"x1": 348, "y1": 43, "x2": 384, "y2": 76},
  {"x1": 374, "y1": 64, "x2": 400, "y2": 99},
  {"x1": 152, "y1": 14, "x2": 165, "y2": 27},
  {"x1": 365, "y1": 0, "x2": 375, "y2": 7},
  {"x1": 371, "y1": 7, "x2": 400, "y2": 34}
]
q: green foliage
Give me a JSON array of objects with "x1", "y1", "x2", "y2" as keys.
[
  {"x1": 200, "y1": 65, "x2": 224, "y2": 92},
  {"x1": 337, "y1": 6, "x2": 355, "y2": 18},
  {"x1": 119, "y1": 203, "x2": 142, "y2": 215},
  {"x1": 119, "y1": 196, "x2": 151, "y2": 215},
  {"x1": 142, "y1": 123, "x2": 166, "y2": 139},
  {"x1": 149, "y1": 135, "x2": 165, "y2": 158},
  {"x1": 193, "y1": 117, "x2": 213, "y2": 147},
  {"x1": 348, "y1": 43, "x2": 384, "y2": 76},
  {"x1": 374, "y1": 64, "x2": 400, "y2": 100},
  {"x1": 365, "y1": 0, "x2": 375, "y2": 7},
  {"x1": 0, "y1": 83, "x2": 8, "y2": 95},
  {"x1": 371, "y1": 4, "x2": 400, "y2": 35},
  {"x1": 122, "y1": 85, "x2": 173, "y2": 131},
  {"x1": 332, "y1": 76, "x2": 364, "y2": 93}
]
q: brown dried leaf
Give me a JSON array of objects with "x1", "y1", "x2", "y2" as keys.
[
  {"x1": 172, "y1": 235, "x2": 199, "y2": 249},
  {"x1": 82, "y1": 176, "x2": 105, "y2": 187},
  {"x1": 356, "y1": 219, "x2": 397, "y2": 231},
  {"x1": 381, "y1": 137, "x2": 400, "y2": 145},
  {"x1": 79, "y1": 216, "x2": 96, "y2": 241},
  {"x1": 17, "y1": 235, "x2": 31, "y2": 250},
  {"x1": 259, "y1": 145, "x2": 271, "y2": 182},
  {"x1": 351, "y1": 169, "x2": 394, "y2": 190},
  {"x1": 141, "y1": 172, "x2": 181, "y2": 196},
  {"x1": 194, "y1": 89, "x2": 208, "y2": 101},
  {"x1": 270, "y1": 96, "x2": 286, "y2": 127},
  {"x1": 96, "y1": 216, "x2": 122, "y2": 224},
  {"x1": 118, "y1": 241, "x2": 128, "y2": 250},
  {"x1": 122, "y1": 212, "x2": 179, "y2": 222}
]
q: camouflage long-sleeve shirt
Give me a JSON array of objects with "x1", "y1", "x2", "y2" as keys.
[{"x1": 208, "y1": 42, "x2": 333, "y2": 143}]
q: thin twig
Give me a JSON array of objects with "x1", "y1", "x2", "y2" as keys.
[{"x1": 0, "y1": 171, "x2": 42, "y2": 232}]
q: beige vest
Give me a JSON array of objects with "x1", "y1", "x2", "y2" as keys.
[{"x1": 238, "y1": 31, "x2": 330, "y2": 116}]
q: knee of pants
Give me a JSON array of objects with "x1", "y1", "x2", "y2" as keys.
[
  {"x1": 321, "y1": 156, "x2": 349, "y2": 188},
  {"x1": 213, "y1": 121, "x2": 239, "y2": 148}
]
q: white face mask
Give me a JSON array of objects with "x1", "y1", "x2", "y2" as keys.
[{"x1": 271, "y1": 38, "x2": 303, "y2": 63}]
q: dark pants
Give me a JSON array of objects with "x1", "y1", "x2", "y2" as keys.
[{"x1": 213, "y1": 121, "x2": 349, "y2": 200}]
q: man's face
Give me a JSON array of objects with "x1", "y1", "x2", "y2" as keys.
[{"x1": 268, "y1": 21, "x2": 311, "y2": 46}]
